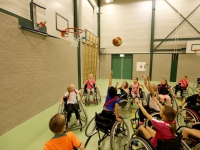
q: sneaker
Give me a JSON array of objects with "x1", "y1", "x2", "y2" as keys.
[
  {"x1": 139, "y1": 121, "x2": 144, "y2": 125},
  {"x1": 93, "y1": 99, "x2": 97, "y2": 103},
  {"x1": 131, "y1": 140, "x2": 138, "y2": 146},
  {"x1": 76, "y1": 119, "x2": 80, "y2": 126},
  {"x1": 87, "y1": 99, "x2": 90, "y2": 104}
]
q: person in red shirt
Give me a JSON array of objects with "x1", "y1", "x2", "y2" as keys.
[
  {"x1": 130, "y1": 77, "x2": 145, "y2": 99},
  {"x1": 174, "y1": 75, "x2": 189, "y2": 98},
  {"x1": 84, "y1": 74, "x2": 98, "y2": 104},
  {"x1": 43, "y1": 113, "x2": 84, "y2": 150},
  {"x1": 135, "y1": 97, "x2": 176, "y2": 148}
]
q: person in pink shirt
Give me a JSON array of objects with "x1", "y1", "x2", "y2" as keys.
[
  {"x1": 130, "y1": 77, "x2": 145, "y2": 99},
  {"x1": 135, "y1": 97, "x2": 176, "y2": 148},
  {"x1": 174, "y1": 75, "x2": 189, "y2": 99},
  {"x1": 84, "y1": 74, "x2": 98, "y2": 104}
]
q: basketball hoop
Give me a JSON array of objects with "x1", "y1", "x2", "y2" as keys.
[
  {"x1": 194, "y1": 49, "x2": 200, "y2": 56},
  {"x1": 60, "y1": 28, "x2": 84, "y2": 47}
]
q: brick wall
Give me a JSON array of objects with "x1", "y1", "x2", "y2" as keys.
[{"x1": 0, "y1": 12, "x2": 78, "y2": 135}]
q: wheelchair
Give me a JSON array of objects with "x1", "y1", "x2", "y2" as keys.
[
  {"x1": 173, "y1": 84, "x2": 194, "y2": 100},
  {"x1": 193, "y1": 78, "x2": 200, "y2": 92},
  {"x1": 176, "y1": 106, "x2": 200, "y2": 129},
  {"x1": 82, "y1": 84, "x2": 101, "y2": 105},
  {"x1": 124, "y1": 131, "x2": 191, "y2": 150},
  {"x1": 58, "y1": 97, "x2": 88, "y2": 131},
  {"x1": 85, "y1": 112, "x2": 130, "y2": 150},
  {"x1": 177, "y1": 123, "x2": 200, "y2": 150}
]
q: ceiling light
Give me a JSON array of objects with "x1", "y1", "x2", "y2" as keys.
[{"x1": 106, "y1": 0, "x2": 113, "y2": 3}]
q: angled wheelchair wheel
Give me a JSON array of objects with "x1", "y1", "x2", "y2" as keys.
[
  {"x1": 180, "y1": 140, "x2": 192, "y2": 150},
  {"x1": 125, "y1": 137, "x2": 153, "y2": 150},
  {"x1": 177, "y1": 108, "x2": 198, "y2": 129},
  {"x1": 194, "y1": 143, "x2": 200, "y2": 150},
  {"x1": 145, "y1": 111, "x2": 162, "y2": 128},
  {"x1": 193, "y1": 82, "x2": 200, "y2": 92},
  {"x1": 95, "y1": 90, "x2": 101, "y2": 105},
  {"x1": 172, "y1": 97, "x2": 178, "y2": 112},
  {"x1": 85, "y1": 115, "x2": 97, "y2": 137},
  {"x1": 78, "y1": 101, "x2": 88, "y2": 129},
  {"x1": 110, "y1": 121, "x2": 130, "y2": 150},
  {"x1": 118, "y1": 99, "x2": 132, "y2": 118},
  {"x1": 183, "y1": 87, "x2": 194, "y2": 99}
]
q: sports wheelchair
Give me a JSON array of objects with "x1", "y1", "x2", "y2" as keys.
[
  {"x1": 85, "y1": 112, "x2": 130, "y2": 150},
  {"x1": 176, "y1": 106, "x2": 200, "y2": 129},
  {"x1": 193, "y1": 78, "x2": 200, "y2": 92},
  {"x1": 58, "y1": 98, "x2": 88, "y2": 131},
  {"x1": 177, "y1": 123, "x2": 200, "y2": 150},
  {"x1": 173, "y1": 84, "x2": 194, "y2": 100},
  {"x1": 82, "y1": 84, "x2": 101, "y2": 105},
  {"x1": 124, "y1": 130, "x2": 190, "y2": 150}
]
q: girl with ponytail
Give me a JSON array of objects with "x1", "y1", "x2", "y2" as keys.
[{"x1": 135, "y1": 97, "x2": 176, "y2": 148}]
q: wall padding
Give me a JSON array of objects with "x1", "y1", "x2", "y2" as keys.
[{"x1": 0, "y1": 12, "x2": 78, "y2": 135}]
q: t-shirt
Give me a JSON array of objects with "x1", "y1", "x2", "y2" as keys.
[
  {"x1": 131, "y1": 83, "x2": 140, "y2": 93},
  {"x1": 157, "y1": 84, "x2": 170, "y2": 95},
  {"x1": 148, "y1": 93, "x2": 160, "y2": 111},
  {"x1": 64, "y1": 90, "x2": 79, "y2": 104},
  {"x1": 119, "y1": 88, "x2": 128, "y2": 99},
  {"x1": 104, "y1": 87, "x2": 120, "y2": 111},
  {"x1": 43, "y1": 131, "x2": 82, "y2": 150},
  {"x1": 186, "y1": 94, "x2": 200, "y2": 115},
  {"x1": 151, "y1": 119, "x2": 174, "y2": 147},
  {"x1": 179, "y1": 79, "x2": 188, "y2": 88},
  {"x1": 86, "y1": 79, "x2": 96, "y2": 89}
]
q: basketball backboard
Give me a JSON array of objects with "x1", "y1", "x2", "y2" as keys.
[
  {"x1": 186, "y1": 40, "x2": 200, "y2": 53},
  {"x1": 46, "y1": 0, "x2": 74, "y2": 40}
]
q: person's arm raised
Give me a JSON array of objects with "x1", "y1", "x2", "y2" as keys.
[
  {"x1": 146, "y1": 76, "x2": 155, "y2": 96},
  {"x1": 135, "y1": 98, "x2": 152, "y2": 121},
  {"x1": 109, "y1": 70, "x2": 113, "y2": 87}
]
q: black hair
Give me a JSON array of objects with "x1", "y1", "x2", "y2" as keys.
[{"x1": 108, "y1": 86, "x2": 117, "y2": 98}]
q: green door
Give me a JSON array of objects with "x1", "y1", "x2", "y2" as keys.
[
  {"x1": 111, "y1": 54, "x2": 133, "y2": 79},
  {"x1": 123, "y1": 57, "x2": 132, "y2": 79},
  {"x1": 112, "y1": 57, "x2": 122, "y2": 79}
]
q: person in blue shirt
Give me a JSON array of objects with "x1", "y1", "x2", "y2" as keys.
[{"x1": 101, "y1": 70, "x2": 123, "y2": 132}]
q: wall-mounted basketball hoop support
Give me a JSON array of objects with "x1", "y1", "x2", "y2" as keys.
[{"x1": 194, "y1": 49, "x2": 200, "y2": 56}]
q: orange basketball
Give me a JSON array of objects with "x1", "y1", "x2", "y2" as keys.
[{"x1": 112, "y1": 37, "x2": 122, "y2": 47}]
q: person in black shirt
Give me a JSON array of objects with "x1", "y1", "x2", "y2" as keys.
[
  {"x1": 178, "y1": 87, "x2": 200, "y2": 117},
  {"x1": 157, "y1": 78, "x2": 175, "y2": 106},
  {"x1": 115, "y1": 81, "x2": 129, "y2": 99}
]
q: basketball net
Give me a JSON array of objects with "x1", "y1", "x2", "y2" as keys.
[
  {"x1": 60, "y1": 28, "x2": 84, "y2": 47},
  {"x1": 36, "y1": 21, "x2": 46, "y2": 30},
  {"x1": 194, "y1": 49, "x2": 200, "y2": 56}
]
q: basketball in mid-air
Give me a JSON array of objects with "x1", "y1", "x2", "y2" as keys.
[{"x1": 112, "y1": 37, "x2": 122, "y2": 47}]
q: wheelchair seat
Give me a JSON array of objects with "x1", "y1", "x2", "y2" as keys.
[
  {"x1": 157, "y1": 132, "x2": 182, "y2": 150},
  {"x1": 95, "y1": 112, "x2": 115, "y2": 134}
]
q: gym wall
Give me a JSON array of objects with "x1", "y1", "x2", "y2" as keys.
[
  {"x1": 0, "y1": 12, "x2": 78, "y2": 135},
  {"x1": 177, "y1": 54, "x2": 200, "y2": 82}
]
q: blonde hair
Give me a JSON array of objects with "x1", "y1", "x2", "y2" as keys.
[
  {"x1": 162, "y1": 78, "x2": 168, "y2": 85},
  {"x1": 66, "y1": 84, "x2": 73, "y2": 92}
]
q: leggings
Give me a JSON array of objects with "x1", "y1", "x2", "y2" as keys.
[
  {"x1": 175, "y1": 86, "x2": 186, "y2": 96},
  {"x1": 87, "y1": 88, "x2": 95, "y2": 100},
  {"x1": 66, "y1": 104, "x2": 79, "y2": 122}
]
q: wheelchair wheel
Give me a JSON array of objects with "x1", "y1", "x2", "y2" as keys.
[
  {"x1": 180, "y1": 140, "x2": 192, "y2": 150},
  {"x1": 125, "y1": 137, "x2": 153, "y2": 150},
  {"x1": 172, "y1": 98, "x2": 178, "y2": 112},
  {"x1": 183, "y1": 87, "x2": 194, "y2": 99},
  {"x1": 118, "y1": 99, "x2": 132, "y2": 118},
  {"x1": 194, "y1": 143, "x2": 200, "y2": 150},
  {"x1": 85, "y1": 115, "x2": 97, "y2": 137},
  {"x1": 110, "y1": 121, "x2": 130, "y2": 150},
  {"x1": 145, "y1": 111, "x2": 162, "y2": 128},
  {"x1": 95, "y1": 90, "x2": 101, "y2": 105},
  {"x1": 193, "y1": 82, "x2": 200, "y2": 92},
  {"x1": 78, "y1": 101, "x2": 88, "y2": 129},
  {"x1": 177, "y1": 108, "x2": 198, "y2": 129}
]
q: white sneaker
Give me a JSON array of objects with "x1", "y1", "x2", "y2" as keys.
[{"x1": 76, "y1": 119, "x2": 80, "y2": 126}]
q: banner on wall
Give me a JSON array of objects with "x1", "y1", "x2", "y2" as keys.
[{"x1": 136, "y1": 62, "x2": 146, "y2": 71}]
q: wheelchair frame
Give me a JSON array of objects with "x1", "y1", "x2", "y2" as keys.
[
  {"x1": 58, "y1": 99, "x2": 88, "y2": 131},
  {"x1": 85, "y1": 112, "x2": 130, "y2": 150},
  {"x1": 82, "y1": 84, "x2": 101, "y2": 105},
  {"x1": 193, "y1": 78, "x2": 200, "y2": 92},
  {"x1": 173, "y1": 85, "x2": 194, "y2": 100}
]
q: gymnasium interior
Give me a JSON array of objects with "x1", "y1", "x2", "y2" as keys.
[{"x1": 0, "y1": 0, "x2": 200, "y2": 150}]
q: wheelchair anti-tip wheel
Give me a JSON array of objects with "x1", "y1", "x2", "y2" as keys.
[{"x1": 110, "y1": 121, "x2": 130, "y2": 150}]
